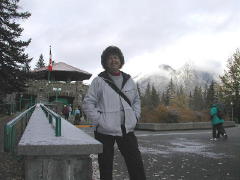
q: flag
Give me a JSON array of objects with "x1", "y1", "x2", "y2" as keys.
[{"x1": 48, "y1": 46, "x2": 53, "y2": 71}]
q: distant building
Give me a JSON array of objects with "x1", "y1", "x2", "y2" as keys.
[{"x1": 14, "y1": 62, "x2": 92, "y2": 113}]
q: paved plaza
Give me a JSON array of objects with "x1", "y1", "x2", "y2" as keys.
[
  {"x1": 84, "y1": 125, "x2": 240, "y2": 180},
  {"x1": 0, "y1": 118, "x2": 239, "y2": 180}
]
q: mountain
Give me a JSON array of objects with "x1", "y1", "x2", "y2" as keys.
[
  {"x1": 136, "y1": 64, "x2": 216, "y2": 94},
  {"x1": 135, "y1": 64, "x2": 175, "y2": 93}
]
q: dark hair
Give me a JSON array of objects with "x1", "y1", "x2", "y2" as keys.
[{"x1": 101, "y1": 46, "x2": 125, "y2": 69}]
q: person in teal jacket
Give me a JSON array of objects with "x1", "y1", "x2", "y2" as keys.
[{"x1": 210, "y1": 104, "x2": 227, "y2": 141}]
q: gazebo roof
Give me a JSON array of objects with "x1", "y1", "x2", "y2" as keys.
[{"x1": 32, "y1": 62, "x2": 92, "y2": 81}]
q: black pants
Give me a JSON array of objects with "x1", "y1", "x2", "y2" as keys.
[
  {"x1": 212, "y1": 123, "x2": 226, "y2": 138},
  {"x1": 64, "y1": 114, "x2": 69, "y2": 120},
  {"x1": 74, "y1": 114, "x2": 81, "y2": 125},
  {"x1": 95, "y1": 131, "x2": 146, "y2": 180}
]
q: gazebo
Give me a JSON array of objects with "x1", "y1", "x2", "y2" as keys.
[
  {"x1": 32, "y1": 62, "x2": 92, "y2": 81},
  {"x1": 20, "y1": 62, "x2": 92, "y2": 114}
]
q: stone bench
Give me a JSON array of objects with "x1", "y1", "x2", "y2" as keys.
[
  {"x1": 136, "y1": 121, "x2": 236, "y2": 131},
  {"x1": 18, "y1": 104, "x2": 102, "y2": 180}
]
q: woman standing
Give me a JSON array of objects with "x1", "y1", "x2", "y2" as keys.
[{"x1": 82, "y1": 46, "x2": 146, "y2": 180}]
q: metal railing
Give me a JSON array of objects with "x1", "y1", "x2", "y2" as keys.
[
  {"x1": 40, "y1": 104, "x2": 61, "y2": 136},
  {"x1": 4, "y1": 105, "x2": 36, "y2": 153}
]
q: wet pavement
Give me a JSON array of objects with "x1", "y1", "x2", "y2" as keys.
[
  {"x1": 84, "y1": 125, "x2": 240, "y2": 180},
  {"x1": 1, "y1": 119, "x2": 239, "y2": 180}
]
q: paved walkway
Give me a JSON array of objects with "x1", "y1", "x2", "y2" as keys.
[
  {"x1": 99, "y1": 126, "x2": 240, "y2": 180},
  {"x1": 1, "y1": 116, "x2": 239, "y2": 180},
  {"x1": 82, "y1": 126, "x2": 240, "y2": 180}
]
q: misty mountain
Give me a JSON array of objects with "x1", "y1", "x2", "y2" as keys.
[{"x1": 136, "y1": 63, "x2": 216, "y2": 94}]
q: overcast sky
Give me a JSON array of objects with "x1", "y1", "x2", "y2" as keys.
[{"x1": 19, "y1": 0, "x2": 240, "y2": 82}]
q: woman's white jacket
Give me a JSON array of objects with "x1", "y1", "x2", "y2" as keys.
[{"x1": 82, "y1": 71, "x2": 141, "y2": 136}]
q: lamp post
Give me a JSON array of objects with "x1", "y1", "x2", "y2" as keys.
[
  {"x1": 230, "y1": 101, "x2": 234, "y2": 121},
  {"x1": 53, "y1": 88, "x2": 61, "y2": 102}
]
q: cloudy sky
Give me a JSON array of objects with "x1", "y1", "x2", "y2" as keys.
[{"x1": 19, "y1": 0, "x2": 240, "y2": 82}]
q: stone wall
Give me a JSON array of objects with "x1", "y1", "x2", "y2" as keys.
[
  {"x1": 26, "y1": 80, "x2": 89, "y2": 108},
  {"x1": 136, "y1": 121, "x2": 236, "y2": 131},
  {"x1": 18, "y1": 104, "x2": 102, "y2": 180}
]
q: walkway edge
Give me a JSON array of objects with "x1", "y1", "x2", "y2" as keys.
[{"x1": 135, "y1": 121, "x2": 236, "y2": 131}]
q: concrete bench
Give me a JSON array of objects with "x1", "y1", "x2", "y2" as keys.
[
  {"x1": 18, "y1": 104, "x2": 102, "y2": 180},
  {"x1": 136, "y1": 121, "x2": 236, "y2": 131}
]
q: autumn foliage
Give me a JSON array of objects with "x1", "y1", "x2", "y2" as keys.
[
  {"x1": 140, "y1": 105, "x2": 210, "y2": 123},
  {"x1": 138, "y1": 79, "x2": 232, "y2": 123}
]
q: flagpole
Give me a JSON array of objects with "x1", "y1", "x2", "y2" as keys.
[
  {"x1": 48, "y1": 68, "x2": 50, "y2": 82},
  {"x1": 48, "y1": 45, "x2": 52, "y2": 83}
]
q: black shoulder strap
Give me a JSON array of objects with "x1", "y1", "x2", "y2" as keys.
[
  {"x1": 98, "y1": 71, "x2": 132, "y2": 107},
  {"x1": 102, "y1": 78, "x2": 132, "y2": 107}
]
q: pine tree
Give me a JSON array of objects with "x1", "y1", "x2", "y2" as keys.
[
  {"x1": 22, "y1": 61, "x2": 31, "y2": 72},
  {"x1": 192, "y1": 86, "x2": 204, "y2": 110},
  {"x1": 161, "y1": 92, "x2": 167, "y2": 105},
  {"x1": 202, "y1": 83, "x2": 208, "y2": 108},
  {"x1": 35, "y1": 54, "x2": 45, "y2": 69},
  {"x1": 142, "y1": 83, "x2": 160, "y2": 109},
  {"x1": 0, "y1": 0, "x2": 31, "y2": 95},
  {"x1": 220, "y1": 49, "x2": 240, "y2": 122},
  {"x1": 198, "y1": 86, "x2": 204, "y2": 110},
  {"x1": 151, "y1": 85, "x2": 160, "y2": 108},
  {"x1": 192, "y1": 87, "x2": 198, "y2": 110},
  {"x1": 142, "y1": 82, "x2": 152, "y2": 109},
  {"x1": 206, "y1": 80, "x2": 216, "y2": 108}
]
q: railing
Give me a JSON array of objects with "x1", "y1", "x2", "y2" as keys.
[
  {"x1": 4, "y1": 105, "x2": 36, "y2": 153},
  {"x1": 17, "y1": 104, "x2": 102, "y2": 180},
  {"x1": 40, "y1": 104, "x2": 61, "y2": 136}
]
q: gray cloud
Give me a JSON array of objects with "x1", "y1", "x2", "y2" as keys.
[{"x1": 19, "y1": 0, "x2": 240, "y2": 78}]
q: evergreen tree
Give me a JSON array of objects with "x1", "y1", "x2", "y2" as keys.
[
  {"x1": 35, "y1": 54, "x2": 45, "y2": 69},
  {"x1": 0, "y1": 0, "x2": 31, "y2": 95},
  {"x1": 220, "y1": 49, "x2": 240, "y2": 122},
  {"x1": 192, "y1": 86, "x2": 204, "y2": 110},
  {"x1": 142, "y1": 82, "x2": 152, "y2": 109},
  {"x1": 198, "y1": 86, "x2": 205, "y2": 110},
  {"x1": 202, "y1": 83, "x2": 208, "y2": 108},
  {"x1": 161, "y1": 92, "x2": 167, "y2": 105},
  {"x1": 141, "y1": 83, "x2": 160, "y2": 109},
  {"x1": 215, "y1": 84, "x2": 225, "y2": 106},
  {"x1": 151, "y1": 85, "x2": 160, "y2": 108},
  {"x1": 22, "y1": 61, "x2": 31, "y2": 72},
  {"x1": 192, "y1": 87, "x2": 198, "y2": 110},
  {"x1": 206, "y1": 80, "x2": 216, "y2": 108}
]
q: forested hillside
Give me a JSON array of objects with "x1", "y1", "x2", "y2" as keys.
[{"x1": 138, "y1": 49, "x2": 240, "y2": 123}]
